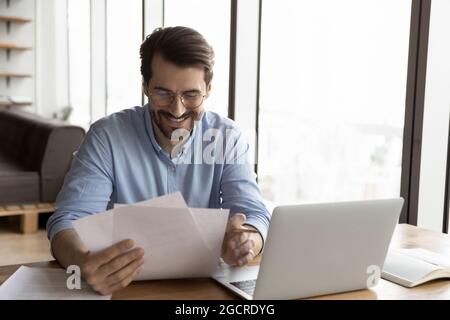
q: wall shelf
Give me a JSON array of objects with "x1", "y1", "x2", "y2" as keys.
[
  {"x1": 0, "y1": 43, "x2": 33, "y2": 60},
  {"x1": 0, "y1": 72, "x2": 32, "y2": 78},
  {"x1": 0, "y1": 43, "x2": 32, "y2": 50},
  {"x1": 0, "y1": 72, "x2": 32, "y2": 87},
  {"x1": 0, "y1": 16, "x2": 32, "y2": 23},
  {"x1": 0, "y1": 15, "x2": 32, "y2": 32}
]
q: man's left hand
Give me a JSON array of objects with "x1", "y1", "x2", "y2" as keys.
[{"x1": 221, "y1": 213, "x2": 263, "y2": 266}]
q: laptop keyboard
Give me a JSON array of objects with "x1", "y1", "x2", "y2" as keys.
[{"x1": 230, "y1": 279, "x2": 257, "y2": 296}]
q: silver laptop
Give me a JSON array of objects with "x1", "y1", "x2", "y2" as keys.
[{"x1": 213, "y1": 198, "x2": 404, "y2": 300}]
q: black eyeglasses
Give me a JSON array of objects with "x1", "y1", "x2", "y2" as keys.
[{"x1": 148, "y1": 89, "x2": 206, "y2": 109}]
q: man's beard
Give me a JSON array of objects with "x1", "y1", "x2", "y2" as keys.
[{"x1": 151, "y1": 108, "x2": 201, "y2": 140}]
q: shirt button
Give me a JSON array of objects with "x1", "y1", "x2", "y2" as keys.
[{"x1": 170, "y1": 166, "x2": 175, "y2": 171}]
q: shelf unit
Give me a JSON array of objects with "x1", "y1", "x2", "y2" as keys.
[{"x1": 0, "y1": 0, "x2": 34, "y2": 109}]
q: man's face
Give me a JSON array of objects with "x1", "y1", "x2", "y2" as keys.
[{"x1": 144, "y1": 54, "x2": 211, "y2": 139}]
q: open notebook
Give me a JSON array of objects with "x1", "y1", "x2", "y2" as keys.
[{"x1": 382, "y1": 248, "x2": 450, "y2": 288}]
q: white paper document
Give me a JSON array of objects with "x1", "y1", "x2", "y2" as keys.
[
  {"x1": 73, "y1": 209, "x2": 114, "y2": 252},
  {"x1": 72, "y1": 192, "x2": 189, "y2": 253},
  {"x1": 0, "y1": 266, "x2": 110, "y2": 300},
  {"x1": 73, "y1": 192, "x2": 229, "y2": 281}
]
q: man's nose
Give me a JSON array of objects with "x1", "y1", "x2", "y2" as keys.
[{"x1": 168, "y1": 95, "x2": 186, "y2": 118}]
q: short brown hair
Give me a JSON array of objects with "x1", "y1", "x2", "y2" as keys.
[{"x1": 140, "y1": 26, "x2": 215, "y2": 86}]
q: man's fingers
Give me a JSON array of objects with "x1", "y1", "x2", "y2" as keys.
[
  {"x1": 222, "y1": 246, "x2": 255, "y2": 267},
  {"x1": 98, "y1": 247, "x2": 144, "y2": 279},
  {"x1": 223, "y1": 238, "x2": 255, "y2": 266},
  {"x1": 238, "y1": 239, "x2": 255, "y2": 255},
  {"x1": 100, "y1": 266, "x2": 141, "y2": 296},
  {"x1": 232, "y1": 239, "x2": 255, "y2": 259},
  {"x1": 222, "y1": 215, "x2": 258, "y2": 267},
  {"x1": 103, "y1": 256, "x2": 145, "y2": 287},
  {"x1": 236, "y1": 249, "x2": 256, "y2": 267},
  {"x1": 227, "y1": 232, "x2": 249, "y2": 251},
  {"x1": 93, "y1": 239, "x2": 135, "y2": 266}
]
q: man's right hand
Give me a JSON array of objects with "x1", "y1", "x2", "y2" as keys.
[
  {"x1": 51, "y1": 229, "x2": 145, "y2": 296},
  {"x1": 79, "y1": 239, "x2": 145, "y2": 295}
]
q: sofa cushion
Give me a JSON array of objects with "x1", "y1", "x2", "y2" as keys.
[{"x1": 0, "y1": 160, "x2": 40, "y2": 205}]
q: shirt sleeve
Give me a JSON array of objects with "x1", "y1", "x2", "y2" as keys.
[
  {"x1": 220, "y1": 128, "x2": 271, "y2": 246},
  {"x1": 46, "y1": 122, "x2": 114, "y2": 243}
]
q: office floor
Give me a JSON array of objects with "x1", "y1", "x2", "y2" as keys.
[{"x1": 0, "y1": 218, "x2": 53, "y2": 266}]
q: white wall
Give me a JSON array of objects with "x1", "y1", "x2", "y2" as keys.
[{"x1": 417, "y1": 0, "x2": 450, "y2": 232}]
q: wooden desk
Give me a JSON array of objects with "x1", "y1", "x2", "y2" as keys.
[{"x1": 1, "y1": 224, "x2": 449, "y2": 299}]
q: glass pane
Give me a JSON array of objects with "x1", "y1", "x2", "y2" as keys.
[
  {"x1": 67, "y1": 0, "x2": 91, "y2": 129},
  {"x1": 258, "y1": 0, "x2": 411, "y2": 206},
  {"x1": 164, "y1": 0, "x2": 231, "y2": 117},
  {"x1": 106, "y1": 0, "x2": 143, "y2": 114},
  {"x1": 417, "y1": 0, "x2": 450, "y2": 231}
]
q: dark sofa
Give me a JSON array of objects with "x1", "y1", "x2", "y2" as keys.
[{"x1": 0, "y1": 109, "x2": 85, "y2": 205}]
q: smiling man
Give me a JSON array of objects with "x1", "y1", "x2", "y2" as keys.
[{"x1": 47, "y1": 26, "x2": 271, "y2": 296}]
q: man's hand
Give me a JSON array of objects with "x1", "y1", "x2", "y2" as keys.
[
  {"x1": 222, "y1": 213, "x2": 263, "y2": 267},
  {"x1": 79, "y1": 239, "x2": 145, "y2": 295},
  {"x1": 51, "y1": 230, "x2": 145, "y2": 296}
]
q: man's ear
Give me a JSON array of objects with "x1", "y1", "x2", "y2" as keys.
[
  {"x1": 205, "y1": 83, "x2": 212, "y2": 99},
  {"x1": 142, "y1": 82, "x2": 150, "y2": 98}
]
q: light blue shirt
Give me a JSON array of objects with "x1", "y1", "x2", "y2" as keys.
[{"x1": 47, "y1": 105, "x2": 271, "y2": 244}]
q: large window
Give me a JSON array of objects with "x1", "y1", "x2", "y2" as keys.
[
  {"x1": 164, "y1": 0, "x2": 231, "y2": 117},
  {"x1": 106, "y1": 0, "x2": 143, "y2": 114},
  {"x1": 67, "y1": 0, "x2": 90, "y2": 129},
  {"x1": 417, "y1": 0, "x2": 450, "y2": 231},
  {"x1": 66, "y1": 0, "x2": 230, "y2": 125},
  {"x1": 258, "y1": 0, "x2": 412, "y2": 206}
]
